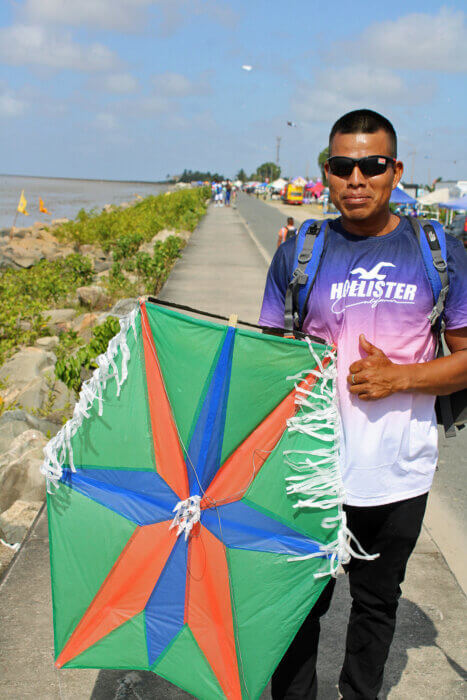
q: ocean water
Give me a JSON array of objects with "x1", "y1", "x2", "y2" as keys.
[{"x1": 0, "y1": 174, "x2": 168, "y2": 231}]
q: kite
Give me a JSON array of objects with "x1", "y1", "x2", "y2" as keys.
[{"x1": 42, "y1": 300, "x2": 364, "y2": 699}]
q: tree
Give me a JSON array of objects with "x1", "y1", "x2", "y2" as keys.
[
  {"x1": 254, "y1": 162, "x2": 281, "y2": 182},
  {"x1": 236, "y1": 168, "x2": 247, "y2": 183},
  {"x1": 318, "y1": 147, "x2": 329, "y2": 185}
]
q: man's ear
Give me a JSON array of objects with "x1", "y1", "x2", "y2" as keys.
[
  {"x1": 324, "y1": 162, "x2": 330, "y2": 179},
  {"x1": 393, "y1": 160, "x2": 403, "y2": 188}
]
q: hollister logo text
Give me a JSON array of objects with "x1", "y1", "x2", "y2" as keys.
[{"x1": 330, "y1": 262, "x2": 417, "y2": 314}]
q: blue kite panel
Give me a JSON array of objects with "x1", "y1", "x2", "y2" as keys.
[
  {"x1": 186, "y1": 326, "x2": 235, "y2": 495},
  {"x1": 145, "y1": 536, "x2": 188, "y2": 666},
  {"x1": 201, "y1": 501, "x2": 324, "y2": 557},
  {"x1": 60, "y1": 468, "x2": 176, "y2": 526}
]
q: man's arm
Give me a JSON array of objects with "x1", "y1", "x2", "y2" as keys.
[{"x1": 347, "y1": 330, "x2": 467, "y2": 401}]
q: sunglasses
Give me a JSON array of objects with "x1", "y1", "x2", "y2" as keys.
[{"x1": 327, "y1": 155, "x2": 396, "y2": 178}]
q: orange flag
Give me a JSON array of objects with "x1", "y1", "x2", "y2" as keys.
[{"x1": 39, "y1": 197, "x2": 50, "y2": 214}]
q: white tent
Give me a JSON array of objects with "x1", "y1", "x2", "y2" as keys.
[
  {"x1": 417, "y1": 188, "x2": 451, "y2": 205},
  {"x1": 293, "y1": 176, "x2": 307, "y2": 186},
  {"x1": 271, "y1": 178, "x2": 287, "y2": 189}
]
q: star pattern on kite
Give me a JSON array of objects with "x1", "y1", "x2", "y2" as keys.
[{"x1": 55, "y1": 303, "x2": 327, "y2": 698}]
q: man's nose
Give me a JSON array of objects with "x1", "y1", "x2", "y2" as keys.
[{"x1": 348, "y1": 164, "x2": 366, "y2": 187}]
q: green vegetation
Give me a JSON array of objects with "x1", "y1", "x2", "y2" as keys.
[
  {"x1": 177, "y1": 169, "x2": 224, "y2": 183},
  {"x1": 252, "y1": 162, "x2": 281, "y2": 182},
  {"x1": 55, "y1": 317, "x2": 120, "y2": 393},
  {"x1": 0, "y1": 255, "x2": 93, "y2": 364},
  {"x1": 0, "y1": 188, "x2": 209, "y2": 367},
  {"x1": 54, "y1": 187, "x2": 209, "y2": 247},
  {"x1": 318, "y1": 147, "x2": 329, "y2": 185}
]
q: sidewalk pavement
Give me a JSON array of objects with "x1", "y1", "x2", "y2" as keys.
[{"x1": 0, "y1": 200, "x2": 465, "y2": 699}]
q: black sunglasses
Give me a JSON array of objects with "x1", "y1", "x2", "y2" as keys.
[{"x1": 327, "y1": 155, "x2": 396, "y2": 178}]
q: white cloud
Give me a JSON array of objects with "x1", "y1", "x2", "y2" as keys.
[
  {"x1": 0, "y1": 90, "x2": 27, "y2": 117},
  {"x1": 22, "y1": 0, "x2": 237, "y2": 34},
  {"x1": 151, "y1": 72, "x2": 211, "y2": 98},
  {"x1": 344, "y1": 8, "x2": 467, "y2": 73},
  {"x1": 94, "y1": 72, "x2": 139, "y2": 94},
  {"x1": 292, "y1": 65, "x2": 430, "y2": 124},
  {"x1": 0, "y1": 24, "x2": 118, "y2": 72},
  {"x1": 94, "y1": 112, "x2": 119, "y2": 130}
]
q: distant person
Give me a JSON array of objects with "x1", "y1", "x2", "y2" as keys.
[
  {"x1": 277, "y1": 217, "x2": 297, "y2": 248},
  {"x1": 214, "y1": 182, "x2": 223, "y2": 207},
  {"x1": 225, "y1": 180, "x2": 232, "y2": 207}
]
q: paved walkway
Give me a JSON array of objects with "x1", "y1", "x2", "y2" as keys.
[{"x1": 0, "y1": 199, "x2": 465, "y2": 699}]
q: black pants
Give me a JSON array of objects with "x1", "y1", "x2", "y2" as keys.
[{"x1": 271, "y1": 492, "x2": 428, "y2": 700}]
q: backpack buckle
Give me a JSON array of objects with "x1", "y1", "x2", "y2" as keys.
[
  {"x1": 297, "y1": 251, "x2": 312, "y2": 264},
  {"x1": 434, "y1": 259, "x2": 447, "y2": 273},
  {"x1": 291, "y1": 268, "x2": 309, "y2": 286}
]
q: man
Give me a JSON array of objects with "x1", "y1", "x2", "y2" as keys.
[
  {"x1": 259, "y1": 109, "x2": 467, "y2": 699},
  {"x1": 277, "y1": 217, "x2": 297, "y2": 248},
  {"x1": 225, "y1": 180, "x2": 232, "y2": 207}
]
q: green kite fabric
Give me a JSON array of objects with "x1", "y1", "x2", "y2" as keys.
[{"x1": 43, "y1": 300, "x2": 355, "y2": 699}]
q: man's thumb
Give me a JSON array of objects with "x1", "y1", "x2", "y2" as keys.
[{"x1": 360, "y1": 333, "x2": 375, "y2": 353}]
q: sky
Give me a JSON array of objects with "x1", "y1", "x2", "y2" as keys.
[{"x1": 0, "y1": 0, "x2": 466, "y2": 184}]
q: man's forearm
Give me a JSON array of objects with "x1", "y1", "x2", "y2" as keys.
[{"x1": 395, "y1": 350, "x2": 467, "y2": 396}]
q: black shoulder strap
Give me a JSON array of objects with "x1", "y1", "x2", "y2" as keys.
[{"x1": 284, "y1": 221, "x2": 321, "y2": 333}]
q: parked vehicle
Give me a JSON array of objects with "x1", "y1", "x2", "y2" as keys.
[
  {"x1": 282, "y1": 183, "x2": 304, "y2": 205},
  {"x1": 445, "y1": 214, "x2": 467, "y2": 248}
]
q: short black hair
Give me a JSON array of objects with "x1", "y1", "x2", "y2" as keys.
[
  {"x1": 287, "y1": 217, "x2": 294, "y2": 225},
  {"x1": 329, "y1": 109, "x2": 397, "y2": 157}
]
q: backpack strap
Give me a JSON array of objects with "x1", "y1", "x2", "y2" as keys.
[
  {"x1": 406, "y1": 217, "x2": 449, "y2": 332},
  {"x1": 284, "y1": 219, "x2": 329, "y2": 333},
  {"x1": 406, "y1": 217, "x2": 456, "y2": 436}
]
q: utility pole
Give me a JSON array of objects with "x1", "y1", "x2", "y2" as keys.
[{"x1": 276, "y1": 136, "x2": 281, "y2": 166}]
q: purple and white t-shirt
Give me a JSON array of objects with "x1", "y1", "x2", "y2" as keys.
[{"x1": 259, "y1": 217, "x2": 467, "y2": 506}]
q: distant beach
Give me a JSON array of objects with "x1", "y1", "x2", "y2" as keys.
[{"x1": 0, "y1": 174, "x2": 169, "y2": 230}]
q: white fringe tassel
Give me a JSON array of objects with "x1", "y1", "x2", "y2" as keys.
[
  {"x1": 286, "y1": 339, "x2": 378, "y2": 577},
  {"x1": 41, "y1": 307, "x2": 139, "y2": 493}
]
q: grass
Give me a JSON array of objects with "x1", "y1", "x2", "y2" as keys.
[{"x1": 0, "y1": 187, "x2": 209, "y2": 368}]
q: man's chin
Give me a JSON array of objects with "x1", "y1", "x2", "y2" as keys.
[{"x1": 339, "y1": 205, "x2": 373, "y2": 220}]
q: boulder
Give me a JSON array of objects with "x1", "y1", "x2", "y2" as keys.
[
  {"x1": 0, "y1": 540, "x2": 16, "y2": 579},
  {"x1": 0, "y1": 228, "x2": 74, "y2": 269},
  {"x1": 43, "y1": 308, "x2": 77, "y2": 333},
  {"x1": 0, "y1": 410, "x2": 57, "y2": 455},
  {"x1": 71, "y1": 312, "x2": 98, "y2": 341},
  {"x1": 50, "y1": 218, "x2": 69, "y2": 227},
  {"x1": 35, "y1": 336, "x2": 59, "y2": 351},
  {"x1": 0, "y1": 347, "x2": 56, "y2": 389},
  {"x1": 0, "y1": 429, "x2": 47, "y2": 513},
  {"x1": 110, "y1": 298, "x2": 138, "y2": 316},
  {"x1": 0, "y1": 499, "x2": 42, "y2": 545},
  {"x1": 77, "y1": 285, "x2": 110, "y2": 309}
]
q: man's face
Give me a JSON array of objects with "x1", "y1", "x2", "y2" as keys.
[{"x1": 324, "y1": 130, "x2": 403, "y2": 222}]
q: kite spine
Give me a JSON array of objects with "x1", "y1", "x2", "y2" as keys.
[
  {"x1": 41, "y1": 306, "x2": 139, "y2": 493},
  {"x1": 284, "y1": 340, "x2": 378, "y2": 576}
]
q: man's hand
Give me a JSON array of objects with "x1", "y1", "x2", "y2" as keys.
[{"x1": 347, "y1": 334, "x2": 403, "y2": 401}]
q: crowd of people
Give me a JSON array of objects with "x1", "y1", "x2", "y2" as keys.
[{"x1": 211, "y1": 180, "x2": 237, "y2": 207}]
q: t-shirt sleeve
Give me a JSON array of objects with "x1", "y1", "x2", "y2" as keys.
[
  {"x1": 258, "y1": 240, "x2": 294, "y2": 328},
  {"x1": 444, "y1": 234, "x2": 467, "y2": 330}
]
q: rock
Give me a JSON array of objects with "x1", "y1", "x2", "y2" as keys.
[
  {"x1": 0, "y1": 410, "x2": 57, "y2": 454},
  {"x1": 71, "y1": 312, "x2": 98, "y2": 342},
  {"x1": 35, "y1": 336, "x2": 59, "y2": 351},
  {"x1": 110, "y1": 298, "x2": 138, "y2": 316},
  {"x1": 51, "y1": 218, "x2": 69, "y2": 227},
  {"x1": 0, "y1": 499, "x2": 42, "y2": 545},
  {"x1": 0, "y1": 429, "x2": 47, "y2": 513},
  {"x1": 0, "y1": 539, "x2": 16, "y2": 579},
  {"x1": 14, "y1": 377, "x2": 49, "y2": 411},
  {"x1": 94, "y1": 258, "x2": 113, "y2": 273},
  {"x1": 49, "y1": 379, "x2": 75, "y2": 415},
  {"x1": 0, "y1": 347, "x2": 56, "y2": 389},
  {"x1": 77, "y1": 285, "x2": 110, "y2": 309},
  {"x1": 0, "y1": 227, "x2": 74, "y2": 269},
  {"x1": 43, "y1": 308, "x2": 76, "y2": 334}
]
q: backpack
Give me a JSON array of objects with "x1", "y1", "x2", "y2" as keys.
[
  {"x1": 284, "y1": 216, "x2": 466, "y2": 437},
  {"x1": 285, "y1": 226, "x2": 297, "y2": 241}
]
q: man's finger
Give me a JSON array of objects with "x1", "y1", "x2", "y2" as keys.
[{"x1": 359, "y1": 333, "x2": 383, "y2": 356}]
